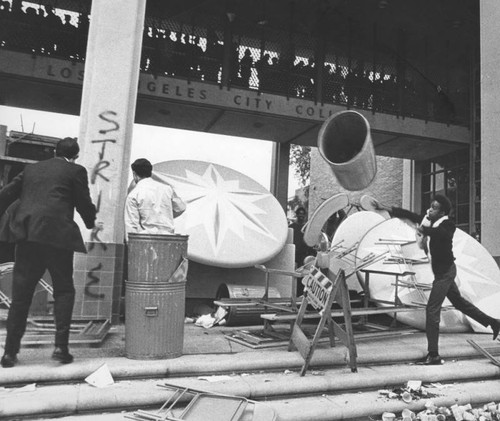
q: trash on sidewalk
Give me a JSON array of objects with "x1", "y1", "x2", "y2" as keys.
[
  {"x1": 84, "y1": 363, "x2": 114, "y2": 388},
  {"x1": 197, "y1": 375, "x2": 233, "y2": 382},
  {"x1": 377, "y1": 380, "x2": 438, "y2": 402},
  {"x1": 382, "y1": 412, "x2": 396, "y2": 421},
  {"x1": 125, "y1": 383, "x2": 277, "y2": 421},
  {"x1": 371, "y1": 401, "x2": 500, "y2": 421},
  {"x1": 194, "y1": 306, "x2": 228, "y2": 328}
]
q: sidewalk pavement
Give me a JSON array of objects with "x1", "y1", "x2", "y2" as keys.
[
  {"x1": 1, "y1": 320, "x2": 500, "y2": 420},
  {"x1": 2, "y1": 322, "x2": 499, "y2": 383}
]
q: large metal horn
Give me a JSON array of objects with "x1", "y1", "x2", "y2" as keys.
[{"x1": 317, "y1": 110, "x2": 377, "y2": 191}]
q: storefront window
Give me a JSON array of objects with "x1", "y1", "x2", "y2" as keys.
[{"x1": 420, "y1": 149, "x2": 470, "y2": 232}]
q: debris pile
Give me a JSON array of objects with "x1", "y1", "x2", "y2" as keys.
[
  {"x1": 380, "y1": 401, "x2": 500, "y2": 421},
  {"x1": 378, "y1": 380, "x2": 438, "y2": 403},
  {"x1": 376, "y1": 381, "x2": 500, "y2": 421},
  {"x1": 376, "y1": 380, "x2": 500, "y2": 421}
]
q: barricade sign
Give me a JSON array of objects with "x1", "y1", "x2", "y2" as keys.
[
  {"x1": 302, "y1": 267, "x2": 333, "y2": 312},
  {"x1": 289, "y1": 267, "x2": 357, "y2": 375}
]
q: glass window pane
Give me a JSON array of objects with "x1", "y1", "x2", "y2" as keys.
[
  {"x1": 457, "y1": 204, "x2": 469, "y2": 224},
  {"x1": 422, "y1": 192, "x2": 431, "y2": 213},
  {"x1": 457, "y1": 150, "x2": 469, "y2": 165},
  {"x1": 422, "y1": 174, "x2": 431, "y2": 193},
  {"x1": 435, "y1": 172, "x2": 445, "y2": 194},
  {"x1": 457, "y1": 181, "x2": 468, "y2": 203}
]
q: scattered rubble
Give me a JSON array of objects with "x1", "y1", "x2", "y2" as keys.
[
  {"x1": 378, "y1": 380, "x2": 439, "y2": 403},
  {"x1": 380, "y1": 402, "x2": 500, "y2": 421},
  {"x1": 376, "y1": 381, "x2": 500, "y2": 421},
  {"x1": 194, "y1": 306, "x2": 228, "y2": 328}
]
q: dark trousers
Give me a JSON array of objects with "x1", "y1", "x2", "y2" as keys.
[
  {"x1": 426, "y1": 263, "x2": 491, "y2": 354},
  {"x1": 4, "y1": 241, "x2": 75, "y2": 355}
]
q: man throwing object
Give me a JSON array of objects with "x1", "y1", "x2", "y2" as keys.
[{"x1": 374, "y1": 194, "x2": 500, "y2": 365}]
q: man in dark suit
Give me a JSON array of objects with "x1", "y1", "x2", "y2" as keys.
[{"x1": 0, "y1": 137, "x2": 97, "y2": 368}]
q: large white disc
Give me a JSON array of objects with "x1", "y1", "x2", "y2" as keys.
[
  {"x1": 330, "y1": 211, "x2": 386, "y2": 291},
  {"x1": 153, "y1": 160, "x2": 288, "y2": 268},
  {"x1": 356, "y1": 218, "x2": 471, "y2": 332}
]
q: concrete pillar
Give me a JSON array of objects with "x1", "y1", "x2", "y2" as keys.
[
  {"x1": 401, "y1": 159, "x2": 413, "y2": 210},
  {"x1": 270, "y1": 142, "x2": 290, "y2": 212},
  {"x1": 480, "y1": 1, "x2": 500, "y2": 262},
  {"x1": 75, "y1": 0, "x2": 146, "y2": 323}
]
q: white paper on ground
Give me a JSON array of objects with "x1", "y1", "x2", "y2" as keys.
[{"x1": 85, "y1": 363, "x2": 114, "y2": 388}]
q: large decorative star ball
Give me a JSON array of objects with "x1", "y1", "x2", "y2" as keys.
[{"x1": 153, "y1": 160, "x2": 288, "y2": 268}]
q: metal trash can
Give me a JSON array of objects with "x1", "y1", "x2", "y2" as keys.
[
  {"x1": 127, "y1": 233, "x2": 188, "y2": 283},
  {"x1": 125, "y1": 233, "x2": 188, "y2": 360},
  {"x1": 125, "y1": 281, "x2": 185, "y2": 359}
]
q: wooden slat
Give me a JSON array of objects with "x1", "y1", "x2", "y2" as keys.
[
  {"x1": 214, "y1": 298, "x2": 299, "y2": 307},
  {"x1": 290, "y1": 324, "x2": 311, "y2": 359},
  {"x1": 261, "y1": 305, "x2": 422, "y2": 321},
  {"x1": 332, "y1": 321, "x2": 348, "y2": 344}
]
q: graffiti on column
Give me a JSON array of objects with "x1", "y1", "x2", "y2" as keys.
[
  {"x1": 85, "y1": 262, "x2": 106, "y2": 299},
  {"x1": 85, "y1": 110, "x2": 120, "y2": 300},
  {"x1": 88, "y1": 191, "x2": 107, "y2": 251}
]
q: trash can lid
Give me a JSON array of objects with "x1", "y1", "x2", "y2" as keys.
[{"x1": 152, "y1": 160, "x2": 288, "y2": 268}]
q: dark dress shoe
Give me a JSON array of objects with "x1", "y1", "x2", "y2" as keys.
[
  {"x1": 491, "y1": 319, "x2": 500, "y2": 341},
  {"x1": 52, "y1": 347, "x2": 74, "y2": 364},
  {"x1": 1, "y1": 353, "x2": 18, "y2": 368},
  {"x1": 415, "y1": 354, "x2": 444, "y2": 365}
]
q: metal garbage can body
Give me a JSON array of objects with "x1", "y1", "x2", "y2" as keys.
[
  {"x1": 125, "y1": 233, "x2": 188, "y2": 360},
  {"x1": 125, "y1": 281, "x2": 185, "y2": 359},
  {"x1": 127, "y1": 233, "x2": 188, "y2": 283}
]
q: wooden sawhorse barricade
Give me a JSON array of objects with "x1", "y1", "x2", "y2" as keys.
[
  {"x1": 264, "y1": 264, "x2": 427, "y2": 375},
  {"x1": 288, "y1": 266, "x2": 357, "y2": 376}
]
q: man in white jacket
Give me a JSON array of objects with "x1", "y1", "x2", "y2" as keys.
[{"x1": 124, "y1": 159, "x2": 186, "y2": 236}]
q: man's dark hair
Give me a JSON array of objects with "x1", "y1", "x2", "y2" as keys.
[
  {"x1": 434, "y1": 194, "x2": 452, "y2": 215},
  {"x1": 56, "y1": 137, "x2": 79, "y2": 159},
  {"x1": 131, "y1": 158, "x2": 152, "y2": 178}
]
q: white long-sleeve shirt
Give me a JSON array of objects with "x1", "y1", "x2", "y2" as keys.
[{"x1": 124, "y1": 177, "x2": 185, "y2": 236}]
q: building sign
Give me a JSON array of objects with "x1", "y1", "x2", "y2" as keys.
[
  {"x1": 0, "y1": 50, "x2": 343, "y2": 123},
  {"x1": 301, "y1": 266, "x2": 334, "y2": 312},
  {"x1": 0, "y1": 50, "x2": 471, "y2": 143}
]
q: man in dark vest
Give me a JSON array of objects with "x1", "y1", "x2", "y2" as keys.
[{"x1": 0, "y1": 137, "x2": 98, "y2": 368}]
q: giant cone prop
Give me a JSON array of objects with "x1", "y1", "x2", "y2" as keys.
[{"x1": 318, "y1": 110, "x2": 376, "y2": 191}]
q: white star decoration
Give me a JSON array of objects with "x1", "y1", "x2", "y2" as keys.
[{"x1": 157, "y1": 164, "x2": 278, "y2": 255}]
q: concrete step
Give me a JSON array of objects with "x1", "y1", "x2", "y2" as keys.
[
  {"x1": 2, "y1": 331, "x2": 499, "y2": 386},
  {"x1": 2, "y1": 357, "x2": 500, "y2": 420},
  {"x1": 2, "y1": 328, "x2": 500, "y2": 420}
]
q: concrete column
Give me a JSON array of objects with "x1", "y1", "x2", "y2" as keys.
[
  {"x1": 270, "y1": 142, "x2": 291, "y2": 212},
  {"x1": 79, "y1": 0, "x2": 146, "y2": 244},
  {"x1": 401, "y1": 159, "x2": 413, "y2": 210},
  {"x1": 480, "y1": 1, "x2": 500, "y2": 261},
  {"x1": 75, "y1": 0, "x2": 146, "y2": 323}
]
